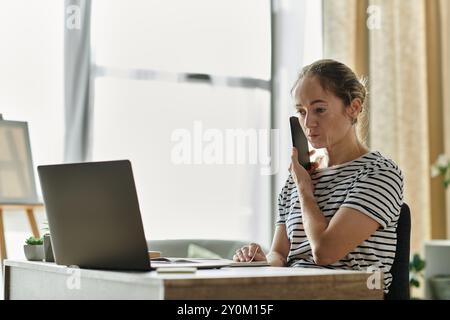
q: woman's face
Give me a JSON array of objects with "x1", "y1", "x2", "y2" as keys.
[{"x1": 294, "y1": 76, "x2": 353, "y2": 149}]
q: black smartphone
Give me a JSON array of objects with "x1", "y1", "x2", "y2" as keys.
[{"x1": 289, "y1": 116, "x2": 311, "y2": 170}]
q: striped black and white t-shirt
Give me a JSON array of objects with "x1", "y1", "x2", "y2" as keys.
[{"x1": 277, "y1": 151, "x2": 404, "y2": 293}]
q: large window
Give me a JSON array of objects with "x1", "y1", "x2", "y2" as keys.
[
  {"x1": 91, "y1": 0, "x2": 272, "y2": 244},
  {"x1": 0, "y1": 0, "x2": 322, "y2": 264},
  {"x1": 92, "y1": 0, "x2": 271, "y2": 79}
]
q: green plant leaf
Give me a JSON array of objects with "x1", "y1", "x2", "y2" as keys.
[
  {"x1": 409, "y1": 252, "x2": 426, "y2": 291},
  {"x1": 417, "y1": 260, "x2": 426, "y2": 271},
  {"x1": 444, "y1": 179, "x2": 450, "y2": 189},
  {"x1": 410, "y1": 278, "x2": 420, "y2": 288},
  {"x1": 25, "y1": 236, "x2": 43, "y2": 245},
  {"x1": 409, "y1": 276, "x2": 420, "y2": 288},
  {"x1": 411, "y1": 254, "x2": 426, "y2": 272}
]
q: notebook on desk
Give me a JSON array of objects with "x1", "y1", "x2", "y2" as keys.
[{"x1": 38, "y1": 160, "x2": 232, "y2": 271}]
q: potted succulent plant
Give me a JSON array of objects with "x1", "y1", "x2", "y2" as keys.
[{"x1": 24, "y1": 236, "x2": 44, "y2": 261}]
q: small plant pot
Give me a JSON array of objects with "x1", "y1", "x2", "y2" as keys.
[
  {"x1": 430, "y1": 275, "x2": 450, "y2": 300},
  {"x1": 43, "y1": 234, "x2": 55, "y2": 262},
  {"x1": 24, "y1": 244, "x2": 44, "y2": 261}
]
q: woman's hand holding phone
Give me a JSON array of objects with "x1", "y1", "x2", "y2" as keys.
[
  {"x1": 289, "y1": 116, "x2": 311, "y2": 169},
  {"x1": 289, "y1": 147, "x2": 320, "y2": 199}
]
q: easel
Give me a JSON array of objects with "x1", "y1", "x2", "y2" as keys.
[
  {"x1": 0, "y1": 204, "x2": 44, "y2": 262},
  {"x1": 0, "y1": 115, "x2": 43, "y2": 264}
]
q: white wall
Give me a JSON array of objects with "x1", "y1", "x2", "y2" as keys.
[{"x1": 0, "y1": 0, "x2": 64, "y2": 298}]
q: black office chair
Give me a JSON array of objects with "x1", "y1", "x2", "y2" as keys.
[{"x1": 385, "y1": 203, "x2": 411, "y2": 300}]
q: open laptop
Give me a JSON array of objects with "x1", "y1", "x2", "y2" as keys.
[{"x1": 37, "y1": 160, "x2": 232, "y2": 271}]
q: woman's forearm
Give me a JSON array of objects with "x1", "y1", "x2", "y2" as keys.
[
  {"x1": 299, "y1": 193, "x2": 330, "y2": 264},
  {"x1": 300, "y1": 193, "x2": 328, "y2": 244},
  {"x1": 266, "y1": 251, "x2": 287, "y2": 267}
]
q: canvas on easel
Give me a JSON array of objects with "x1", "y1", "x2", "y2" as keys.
[
  {"x1": 0, "y1": 115, "x2": 43, "y2": 261},
  {"x1": 0, "y1": 115, "x2": 38, "y2": 204}
]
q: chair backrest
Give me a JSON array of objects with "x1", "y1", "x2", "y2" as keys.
[{"x1": 385, "y1": 203, "x2": 411, "y2": 300}]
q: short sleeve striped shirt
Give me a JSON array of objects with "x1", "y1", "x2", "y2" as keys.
[{"x1": 276, "y1": 151, "x2": 404, "y2": 293}]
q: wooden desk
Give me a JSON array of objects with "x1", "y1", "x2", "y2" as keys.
[{"x1": 3, "y1": 259, "x2": 383, "y2": 300}]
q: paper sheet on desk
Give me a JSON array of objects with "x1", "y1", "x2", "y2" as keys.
[
  {"x1": 227, "y1": 261, "x2": 270, "y2": 267},
  {"x1": 150, "y1": 257, "x2": 233, "y2": 269},
  {"x1": 150, "y1": 257, "x2": 270, "y2": 267},
  {"x1": 151, "y1": 257, "x2": 226, "y2": 263}
]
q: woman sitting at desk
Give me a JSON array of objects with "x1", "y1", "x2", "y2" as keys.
[{"x1": 233, "y1": 59, "x2": 404, "y2": 293}]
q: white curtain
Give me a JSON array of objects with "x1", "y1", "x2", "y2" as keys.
[
  {"x1": 64, "y1": 0, "x2": 93, "y2": 162},
  {"x1": 323, "y1": 0, "x2": 450, "y2": 256}
]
